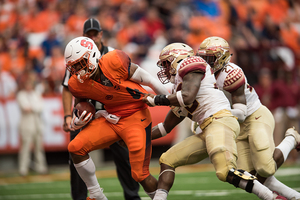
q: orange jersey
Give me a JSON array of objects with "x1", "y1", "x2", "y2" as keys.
[{"x1": 68, "y1": 50, "x2": 148, "y2": 117}]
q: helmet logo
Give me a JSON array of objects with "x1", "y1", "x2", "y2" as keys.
[{"x1": 80, "y1": 39, "x2": 94, "y2": 50}]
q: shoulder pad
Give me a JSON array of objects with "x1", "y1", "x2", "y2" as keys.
[
  {"x1": 223, "y1": 68, "x2": 245, "y2": 92},
  {"x1": 178, "y1": 56, "x2": 207, "y2": 78}
]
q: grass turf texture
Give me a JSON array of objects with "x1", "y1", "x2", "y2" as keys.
[{"x1": 0, "y1": 163, "x2": 299, "y2": 200}]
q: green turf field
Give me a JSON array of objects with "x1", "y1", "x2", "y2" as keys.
[{"x1": 0, "y1": 164, "x2": 299, "y2": 200}]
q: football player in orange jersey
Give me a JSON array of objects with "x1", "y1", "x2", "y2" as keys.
[
  {"x1": 196, "y1": 36, "x2": 300, "y2": 200},
  {"x1": 142, "y1": 43, "x2": 288, "y2": 200},
  {"x1": 64, "y1": 36, "x2": 169, "y2": 200},
  {"x1": 62, "y1": 18, "x2": 141, "y2": 200}
]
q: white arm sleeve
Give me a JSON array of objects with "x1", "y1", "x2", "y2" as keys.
[
  {"x1": 130, "y1": 67, "x2": 170, "y2": 95},
  {"x1": 231, "y1": 103, "x2": 248, "y2": 123}
]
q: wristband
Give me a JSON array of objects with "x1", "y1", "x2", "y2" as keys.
[
  {"x1": 157, "y1": 122, "x2": 167, "y2": 137},
  {"x1": 154, "y1": 95, "x2": 170, "y2": 106},
  {"x1": 64, "y1": 115, "x2": 72, "y2": 122},
  {"x1": 176, "y1": 91, "x2": 186, "y2": 107}
]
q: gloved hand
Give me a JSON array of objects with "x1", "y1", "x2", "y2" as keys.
[
  {"x1": 71, "y1": 110, "x2": 93, "y2": 130},
  {"x1": 95, "y1": 110, "x2": 120, "y2": 124}
]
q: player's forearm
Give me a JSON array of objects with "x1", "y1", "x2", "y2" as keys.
[
  {"x1": 151, "y1": 110, "x2": 184, "y2": 140},
  {"x1": 130, "y1": 64, "x2": 170, "y2": 95}
]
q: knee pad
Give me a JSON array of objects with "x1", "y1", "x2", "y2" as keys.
[
  {"x1": 159, "y1": 152, "x2": 176, "y2": 168},
  {"x1": 256, "y1": 164, "x2": 276, "y2": 178},
  {"x1": 68, "y1": 140, "x2": 85, "y2": 155},
  {"x1": 227, "y1": 168, "x2": 257, "y2": 193},
  {"x1": 210, "y1": 147, "x2": 237, "y2": 182}
]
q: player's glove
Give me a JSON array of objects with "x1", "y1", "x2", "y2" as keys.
[
  {"x1": 143, "y1": 94, "x2": 170, "y2": 107},
  {"x1": 71, "y1": 110, "x2": 93, "y2": 130},
  {"x1": 95, "y1": 110, "x2": 120, "y2": 124}
]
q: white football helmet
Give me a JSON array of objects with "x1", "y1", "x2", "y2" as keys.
[
  {"x1": 157, "y1": 43, "x2": 194, "y2": 84},
  {"x1": 64, "y1": 36, "x2": 101, "y2": 82},
  {"x1": 197, "y1": 36, "x2": 231, "y2": 73}
]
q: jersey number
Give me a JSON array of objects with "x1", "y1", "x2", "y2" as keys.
[{"x1": 126, "y1": 87, "x2": 143, "y2": 99}]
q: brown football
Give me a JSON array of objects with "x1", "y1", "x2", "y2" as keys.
[{"x1": 74, "y1": 101, "x2": 96, "y2": 117}]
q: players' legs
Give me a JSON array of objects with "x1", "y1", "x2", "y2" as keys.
[
  {"x1": 264, "y1": 175, "x2": 300, "y2": 200},
  {"x1": 69, "y1": 129, "x2": 87, "y2": 200},
  {"x1": 268, "y1": 127, "x2": 300, "y2": 199},
  {"x1": 154, "y1": 134, "x2": 209, "y2": 200},
  {"x1": 110, "y1": 142, "x2": 141, "y2": 200},
  {"x1": 207, "y1": 117, "x2": 280, "y2": 200},
  {"x1": 247, "y1": 119, "x2": 276, "y2": 180},
  {"x1": 114, "y1": 109, "x2": 157, "y2": 199},
  {"x1": 244, "y1": 106, "x2": 300, "y2": 199},
  {"x1": 69, "y1": 118, "x2": 120, "y2": 200},
  {"x1": 204, "y1": 117, "x2": 239, "y2": 182},
  {"x1": 275, "y1": 127, "x2": 300, "y2": 166},
  {"x1": 120, "y1": 122, "x2": 157, "y2": 198}
]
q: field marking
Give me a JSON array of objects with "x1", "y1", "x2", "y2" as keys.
[{"x1": 1, "y1": 188, "x2": 300, "y2": 199}]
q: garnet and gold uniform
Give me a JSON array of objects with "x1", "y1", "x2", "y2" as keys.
[
  {"x1": 159, "y1": 56, "x2": 240, "y2": 182},
  {"x1": 216, "y1": 62, "x2": 276, "y2": 177}
]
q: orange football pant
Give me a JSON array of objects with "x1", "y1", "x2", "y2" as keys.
[{"x1": 68, "y1": 108, "x2": 152, "y2": 182}]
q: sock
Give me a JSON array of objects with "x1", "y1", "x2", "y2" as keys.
[
  {"x1": 146, "y1": 190, "x2": 156, "y2": 199},
  {"x1": 276, "y1": 136, "x2": 295, "y2": 161},
  {"x1": 153, "y1": 189, "x2": 168, "y2": 200},
  {"x1": 74, "y1": 158, "x2": 107, "y2": 200},
  {"x1": 251, "y1": 180, "x2": 273, "y2": 200},
  {"x1": 238, "y1": 171, "x2": 273, "y2": 200},
  {"x1": 265, "y1": 175, "x2": 300, "y2": 199}
]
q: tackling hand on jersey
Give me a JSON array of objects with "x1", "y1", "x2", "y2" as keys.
[{"x1": 142, "y1": 94, "x2": 170, "y2": 107}]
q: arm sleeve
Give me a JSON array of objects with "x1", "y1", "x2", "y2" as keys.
[
  {"x1": 130, "y1": 67, "x2": 170, "y2": 95},
  {"x1": 223, "y1": 68, "x2": 245, "y2": 93},
  {"x1": 178, "y1": 56, "x2": 207, "y2": 78}
]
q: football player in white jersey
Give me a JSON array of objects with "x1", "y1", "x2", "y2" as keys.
[
  {"x1": 142, "y1": 43, "x2": 287, "y2": 200},
  {"x1": 196, "y1": 36, "x2": 300, "y2": 200}
]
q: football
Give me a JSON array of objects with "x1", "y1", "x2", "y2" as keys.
[{"x1": 74, "y1": 101, "x2": 96, "y2": 117}]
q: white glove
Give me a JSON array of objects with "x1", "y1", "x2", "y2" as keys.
[
  {"x1": 71, "y1": 110, "x2": 93, "y2": 130},
  {"x1": 146, "y1": 96, "x2": 156, "y2": 106},
  {"x1": 95, "y1": 110, "x2": 120, "y2": 124},
  {"x1": 231, "y1": 103, "x2": 247, "y2": 123}
]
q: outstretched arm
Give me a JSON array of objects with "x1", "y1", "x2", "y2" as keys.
[
  {"x1": 129, "y1": 63, "x2": 170, "y2": 95},
  {"x1": 143, "y1": 72, "x2": 203, "y2": 107}
]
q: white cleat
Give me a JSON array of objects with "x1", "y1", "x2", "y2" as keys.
[{"x1": 285, "y1": 127, "x2": 300, "y2": 151}]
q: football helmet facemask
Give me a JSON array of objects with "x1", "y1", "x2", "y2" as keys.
[
  {"x1": 157, "y1": 43, "x2": 194, "y2": 84},
  {"x1": 197, "y1": 36, "x2": 231, "y2": 73},
  {"x1": 65, "y1": 36, "x2": 100, "y2": 82}
]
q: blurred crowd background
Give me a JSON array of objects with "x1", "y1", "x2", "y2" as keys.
[{"x1": 0, "y1": 0, "x2": 300, "y2": 164}]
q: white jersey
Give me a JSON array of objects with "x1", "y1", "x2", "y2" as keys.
[
  {"x1": 216, "y1": 62, "x2": 261, "y2": 116},
  {"x1": 172, "y1": 56, "x2": 231, "y2": 125}
]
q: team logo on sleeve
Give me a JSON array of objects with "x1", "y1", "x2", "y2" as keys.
[{"x1": 223, "y1": 68, "x2": 245, "y2": 92}]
